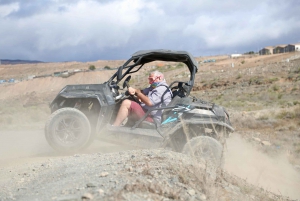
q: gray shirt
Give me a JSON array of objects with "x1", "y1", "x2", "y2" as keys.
[{"x1": 141, "y1": 81, "x2": 172, "y2": 123}]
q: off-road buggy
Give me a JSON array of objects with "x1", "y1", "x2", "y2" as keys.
[{"x1": 45, "y1": 49, "x2": 234, "y2": 168}]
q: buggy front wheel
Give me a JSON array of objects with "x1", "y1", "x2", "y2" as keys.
[
  {"x1": 45, "y1": 108, "x2": 92, "y2": 153},
  {"x1": 182, "y1": 136, "x2": 224, "y2": 168}
]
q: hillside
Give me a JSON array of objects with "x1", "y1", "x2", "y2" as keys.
[
  {"x1": 0, "y1": 52, "x2": 299, "y2": 200},
  {"x1": 0, "y1": 59, "x2": 44, "y2": 65}
]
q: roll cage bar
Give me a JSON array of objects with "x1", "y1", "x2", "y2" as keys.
[{"x1": 107, "y1": 49, "x2": 198, "y2": 86}]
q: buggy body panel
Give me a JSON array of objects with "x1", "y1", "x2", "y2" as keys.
[{"x1": 49, "y1": 83, "x2": 117, "y2": 135}]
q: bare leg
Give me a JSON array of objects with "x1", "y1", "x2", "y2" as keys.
[{"x1": 113, "y1": 99, "x2": 131, "y2": 126}]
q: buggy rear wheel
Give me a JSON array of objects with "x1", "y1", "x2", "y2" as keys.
[
  {"x1": 45, "y1": 108, "x2": 92, "y2": 152},
  {"x1": 182, "y1": 136, "x2": 224, "y2": 168}
]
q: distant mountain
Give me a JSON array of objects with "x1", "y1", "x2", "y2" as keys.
[{"x1": 0, "y1": 59, "x2": 44, "y2": 65}]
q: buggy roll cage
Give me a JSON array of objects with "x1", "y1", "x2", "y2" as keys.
[{"x1": 107, "y1": 49, "x2": 198, "y2": 95}]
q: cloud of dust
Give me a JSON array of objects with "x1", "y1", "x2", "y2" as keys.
[
  {"x1": 224, "y1": 133, "x2": 300, "y2": 200},
  {"x1": 0, "y1": 128, "x2": 135, "y2": 168}
]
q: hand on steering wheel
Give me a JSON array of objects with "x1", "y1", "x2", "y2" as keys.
[
  {"x1": 123, "y1": 76, "x2": 140, "y2": 103},
  {"x1": 128, "y1": 87, "x2": 136, "y2": 95}
]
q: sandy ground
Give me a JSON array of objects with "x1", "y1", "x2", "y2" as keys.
[{"x1": 1, "y1": 129, "x2": 300, "y2": 200}]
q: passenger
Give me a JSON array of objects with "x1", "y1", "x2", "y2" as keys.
[{"x1": 113, "y1": 71, "x2": 172, "y2": 126}]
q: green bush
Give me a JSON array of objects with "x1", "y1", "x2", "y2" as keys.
[
  {"x1": 257, "y1": 115, "x2": 269, "y2": 120},
  {"x1": 175, "y1": 63, "x2": 184, "y2": 68},
  {"x1": 295, "y1": 106, "x2": 300, "y2": 119},
  {"x1": 272, "y1": 85, "x2": 279, "y2": 91},
  {"x1": 89, "y1": 65, "x2": 96, "y2": 71},
  {"x1": 236, "y1": 74, "x2": 242, "y2": 79},
  {"x1": 268, "y1": 77, "x2": 279, "y2": 83},
  {"x1": 104, "y1": 66, "x2": 111, "y2": 70},
  {"x1": 215, "y1": 94, "x2": 223, "y2": 100},
  {"x1": 249, "y1": 76, "x2": 263, "y2": 85},
  {"x1": 287, "y1": 74, "x2": 294, "y2": 80},
  {"x1": 276, "y1": 110, "x2": 296, "y2": 119}
]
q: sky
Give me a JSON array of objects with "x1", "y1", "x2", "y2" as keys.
[{"x1": 0, "y1": 0, "x2": 299, "y2": 62}]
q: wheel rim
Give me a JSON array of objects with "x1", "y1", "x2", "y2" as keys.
[
  {"x1": 193, "y1": 147, "x2": 210, "y2": 157},
  {"x1": 183, "y1": 136, "x2": 223, "y2": 165},
  {"x1": 54, "y1": 117, "x2": 84, "y2": 145}
]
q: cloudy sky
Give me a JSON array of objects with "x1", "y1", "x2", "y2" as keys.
[{"x1": 0, "y1": 0, "x2": 299, "y2": 62}]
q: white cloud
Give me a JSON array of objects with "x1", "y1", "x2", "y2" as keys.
[
  {"x1": 182, "y1": 1, "x2": 300, "y2": 50},
  {"x1": 22, "y1": 0, "x2": 145, "y2": 51},
  {"x1": 0, "y1": 0, "x2": 299, "y2": 61},
  {"x1": 0, "y1": 2, "x2": 19, "y2": 17}
]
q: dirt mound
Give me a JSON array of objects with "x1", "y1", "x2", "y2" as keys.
[{"x1": 0, "y1": 149, "x2": 292, "y2": 201}]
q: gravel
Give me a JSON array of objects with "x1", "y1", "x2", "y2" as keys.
[{"x1": 0, "y1": 149, "x2": 294, "y2": 201}]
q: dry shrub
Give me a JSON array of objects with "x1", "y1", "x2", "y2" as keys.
[
  {"x1": 257, "y1": 114, "x2": 269, "y2": 120},
  {"x1": 276, "y1": 105, "x2": 300, "y2": 121},
  {"x1": 258, "y1": 91, "x2": 278, "y2": 103},
  {"x1": 231, "y1": 112, "x2": 277, "y2": 130},
  {"x1": 295, "y1": 106, "x2": 300, "y2": 119},
  {"x1": 231, "y1": 105, "x2": 300, "y2": 131}
]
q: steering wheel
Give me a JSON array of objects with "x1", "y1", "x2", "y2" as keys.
[
  {"x1": 123, "y1": 75, "x2": 131, "y2": 89},
  {"x1": 169, "y1": 81, "x2": 188, "y2": 98},
  {"x1": 122, "y1": 76, "x2": 140, "y2": 103}
]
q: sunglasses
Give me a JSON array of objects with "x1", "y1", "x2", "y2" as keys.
[
  {"x1": 148, "y1": 75, "x2": 161, "y2": 81},
  {"x1": 148, "y1": 76, "x2": 157, "y2": 81}
]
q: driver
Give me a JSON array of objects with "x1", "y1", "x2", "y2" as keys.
[{"x1": 113, "y1": 71, "x2": 172, "y2": 126}]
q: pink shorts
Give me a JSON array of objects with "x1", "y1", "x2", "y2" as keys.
[{"x1": 129, "y1": 101, "x2": 154, "y2": 123}]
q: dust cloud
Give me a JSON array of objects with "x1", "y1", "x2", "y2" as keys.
[
  {"x1": 0, "y1": 129, "x2": 54, "y2": 167},
  {"x1": 224, "y1": 133, "x2": 300, "y2": 200},
  {"x1": 0, "y1": 129, "x2": 133, "y2": 168}
]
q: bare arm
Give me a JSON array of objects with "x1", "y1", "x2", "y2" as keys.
[{"x1": 136, "y1": 89, "x2": 153, "y2": 106}]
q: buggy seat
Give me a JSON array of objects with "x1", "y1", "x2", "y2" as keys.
[{"x1": 137, "y1": 85, "x2": 190, "y2": 129}]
